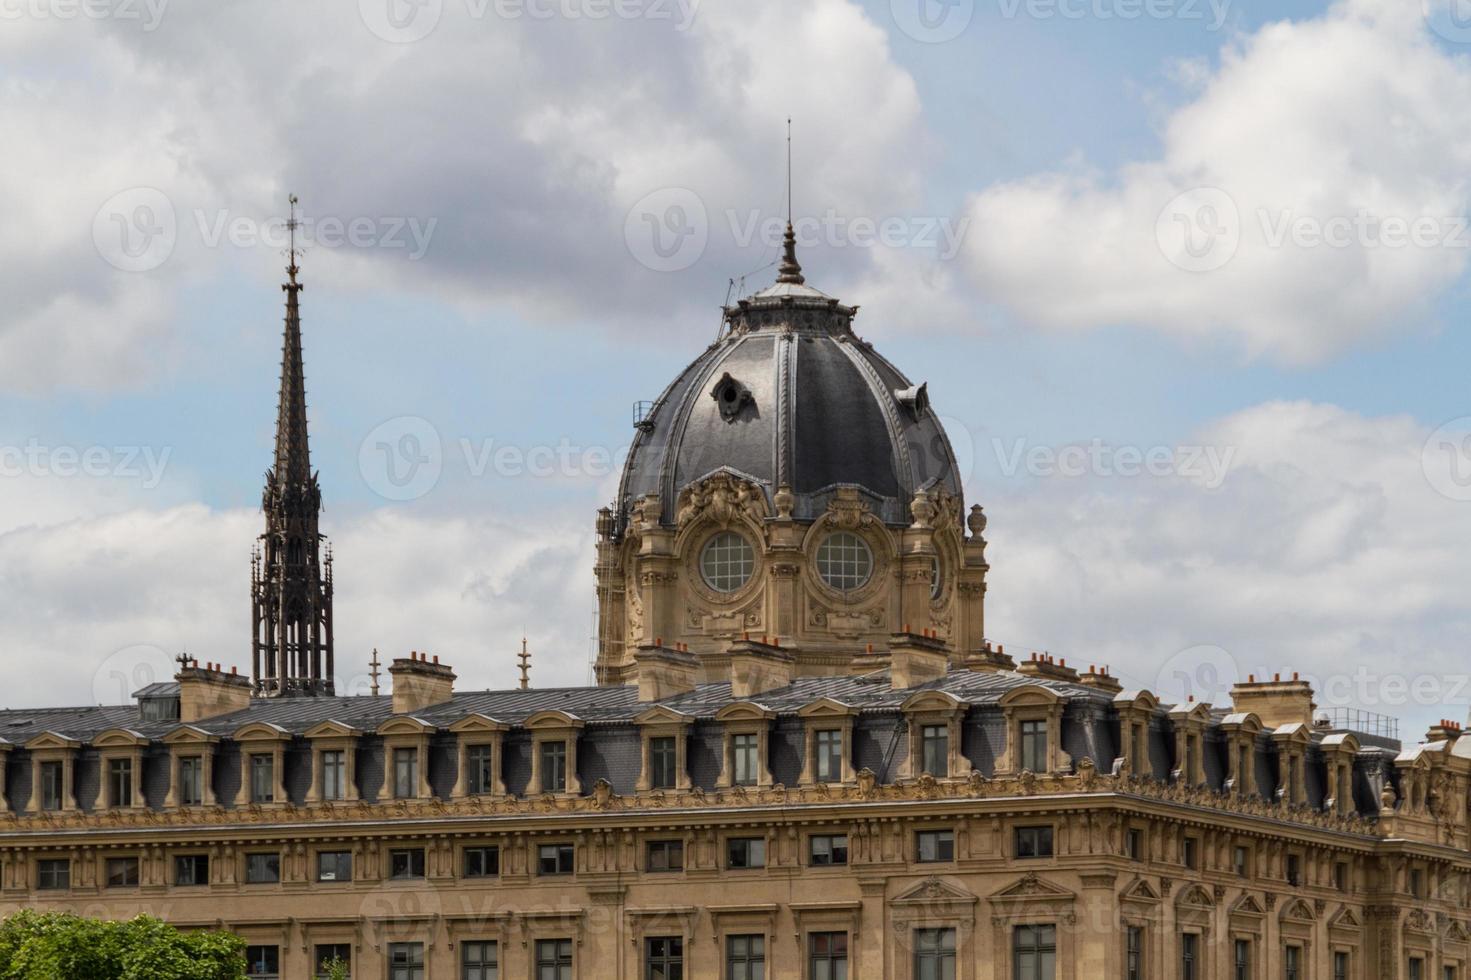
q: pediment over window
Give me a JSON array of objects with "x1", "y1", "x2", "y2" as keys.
[
  {"x1": 1219, "y1": 711, "x2": 1263, "y2": 734},
  {"x1": 24, "y1": 731, "x2": 80, "y2": 751},
  {"x1": 376, "y1": 715, "x2": 436, "y2": 736},
  {"x1": 1319, "y1": 732, "x2": 1360, "y2": 754},
  {"x1": 1327, "y1": 906, "x2": 1363, "y2": 933},
  {"x1": 447, "y1": 713, "x2": 510, "y2": 734},
  {"x1": 634, "y1": 705, "x2": 694, "y2": 727},
  {"x1": 715, "y1": 701, "x2": 775, "y2": 723},
  {"x1": 91, "y1": 727, "x2": 150, "y2": 748},
  {"x1": 1176, "y1": 885, "x2": 1216, "y2": 910},
  {"x1": 997, "y1": 686, "x2": 1060, "y2": 709},
  {"x1": 1113, "y1": 690, "x2": 1160, "y2": 712},
  {"x1": 524, "y1": 709, "x2": 586, "y2": 731},
  {"x1": 303, "y1": 719, "x2": 363, "y2": 739},
  {"x1": 988, "y1": 873, "x2": 1075, "y2": 905},
  {"x1": 900, "y1": 690, "x2": 965, "y2": 715},
  {"x1": 1119, "y1": 878, "x2": 1162, "y2": 905},
  {"x1": 161, "y1": 724, "x2": 219, "y2": 745},
  {"x1": 797, "y1": 697, "x2": 859, "y2": 719},
  {"x1": 1444, "y1": 919, "x2": 1470, "y2": 944},
  {"x1": 1279, "y1": 899, "x2": 1316, "y2": 924},
  {"x1": 231, "y1": 721, "x2": 291, "y2": 743},
  {"x1": 1271, "y1": 723, "x2": 1311, "y2": 745},
  {"x1": 1230, "y1": 894, "x2": 1266, "y2": 919},
  {"x1": 1168, "y1": 702, "x2": 1213, "y2": 724},
  {"x1": 893, "y1": 876, "x2": 978, "y2": 909}
]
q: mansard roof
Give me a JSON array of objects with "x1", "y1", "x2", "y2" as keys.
[{"x1": 0, "y1": 667, "x2": 1113, "y2": 743}]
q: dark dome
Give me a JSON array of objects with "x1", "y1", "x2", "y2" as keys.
[{"x1": 615, "y1": 236, "x2": 964, "y2": 530}]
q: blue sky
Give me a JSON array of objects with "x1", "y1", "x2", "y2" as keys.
[{"x1": 3, "y1": 0, "x2": 1471, "y2": 744}]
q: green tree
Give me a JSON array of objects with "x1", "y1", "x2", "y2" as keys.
[
  {"x1": 318, "y1": 957, "x2": 350, "y2": 980},
  {"x1": 0, "y1": 911, "x2": 246, "y2": 980}
]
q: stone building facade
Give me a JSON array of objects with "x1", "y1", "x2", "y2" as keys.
[{"x1": 0, "y1": 226, "x2": 1465, "y2": 980}]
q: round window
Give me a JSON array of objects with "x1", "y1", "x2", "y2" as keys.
[
  {"x1": 700, "y1": 531, "x2": 755, "y2": 593},
  {"x1": 816, "y1": 532, "x2": 873, "y2": 591}
]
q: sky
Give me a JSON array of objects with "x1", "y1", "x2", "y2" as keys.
[{"x1": 2, "y1": 0, "x2": 1471, "y2": 746}]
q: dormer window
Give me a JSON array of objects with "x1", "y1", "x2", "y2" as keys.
[
  {"x1": 710, "y1": 373, "x2": 753, "y2": 421},
  {"x1": 250, "y1": 755, "x2": 274, "y2": 804},
  {"x1": 539, "y1": 741, "x2": 568, "y2": 794},
  {"x1": 179, "y1": 757, "x2": 203, "y2": 806},
  {"x1": 1020, "y1": 719, "x2": 1048, "y2": 773},
  {"x1": 321, "y1": 751, "x2": 346, "y2": 800},
  {"x1": 650, "y1": 737, "x2": 678, "y2": 790},
  {"x1": 920, "y1": 724, "x2": 949, "y2": 777},
  {"x1": 40, "y1": 761, "x2": 63, "y2": 811},
  {"x1": 466, "y1": 745, "x2": 493, "y2": 795},
  {"x1": 732, "y1": 733, "x2": 759, "y2": 786},
  {"x1": 393, "y1": 748, "x2": 419, "y2": 799},
  {"x1": 815, "y1": 730, "x2": 843, "y2": 783},
  {"x1": 107, "y1": 758, "x2": 134, "y2": 808}
]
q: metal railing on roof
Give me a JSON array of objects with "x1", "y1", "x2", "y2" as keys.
[{"x1": 1321, "y1": 707, "x2": 1399, "y2": 740}]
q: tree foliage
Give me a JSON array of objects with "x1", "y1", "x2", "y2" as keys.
[{"x1": 0, "y1": 912, "x2": 246, "y2": 980}]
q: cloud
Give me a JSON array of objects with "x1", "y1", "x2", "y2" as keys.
[
  {"x1": 986, "y1": 400, "x2": 1471, "y2": 740},
  {"x1": 0, "y1": 0, "x2": 931, "y2": 392},
  {"x1": 962, "y1": 0, "x2": 1471, "y2": 364}
]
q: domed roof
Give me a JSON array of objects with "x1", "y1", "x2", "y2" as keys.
[{"x1": 615, "y1": 228, "x2": 965, "y2": 531}]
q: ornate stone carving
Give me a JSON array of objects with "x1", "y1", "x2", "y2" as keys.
[{"x1": 675, "y1": 474, "x2": 766, "y2": 528}]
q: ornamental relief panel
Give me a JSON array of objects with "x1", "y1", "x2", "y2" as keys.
[
  {"x1": 674, "y1": 473, "x2": 768, "y2": 529},
  {"x1": 685, "y1": 601, "x2": 762, "y2": 637}
]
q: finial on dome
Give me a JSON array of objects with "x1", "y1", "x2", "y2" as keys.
[{"x1": 776, "y1": 221, "x2": 805, "y2": 284}]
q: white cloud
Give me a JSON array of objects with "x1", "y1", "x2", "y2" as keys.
[
  {"x1": 963, "y1": 0, "x2": 1471, "y2": 364},
  {"x1": 986, "y1": 400, "x2": 1471, "y2": 741}
]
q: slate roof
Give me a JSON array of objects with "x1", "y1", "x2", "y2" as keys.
[{"x1": 0, "y1": 668, "x2": 1113, "y2": 745}]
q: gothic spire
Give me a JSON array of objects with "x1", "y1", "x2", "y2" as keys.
[{"x1": 274, "y1": 195, "x2": 311, "y2": 487}]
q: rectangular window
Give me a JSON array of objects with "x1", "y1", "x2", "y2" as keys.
[
  {"x1": 915, "y1": 928, "x2": 957, "y2": 980},
  {"x1": 1182, "y1": 836, "x2": 1199, "y2": 870},
  {"x1": 732, "y1": 733, "x2": 759, "y2": 786},
  {"x1": 1234, "y1": 845, "x2": 1249, "y2": 877},
  {"x1": 726, "y1": 934, "x2": 765, "y2": 980},
  {"x1": 1235, "y1": 938, "x2": 1251, "y2": 980},
  {"x1": 535, "y1": 939, "x2": 573, "y2": 980},
  {"x1": 809, "y1": 834, "x2": 848, "y2": 867},
  {"x1": 466, "y1": 744, "x2": 494, "y2": 795},
  {"x1": 727, "y1": 837, "x2": 766, "y2": 870},
  {"x1": 1410, "y1": 959, "x2": 1424, "y2": 980},
  {"x1": 179, "y1": 756, "x2": 203, "y2": 806},
  {"x1": 1127, "y1": 828, "x2": 1143, "y2": 862},
  {"x1": 108, "y1": 758, "x2": 133, "y2": 808},
  {"x1": 539, "y1": 740, "x2": 568, "y2": 793},
  {"x1": 920, "y1": 724, "x2": 948, "y2": 777},
  {"x1": 647, "y1": 839, "x2": 685, "y2": 873},
  {"x1": 1181, "y1": 933, "x2": 1199, "y2": 980},
  {"x1": 1411, "y1": 869, "x2": 1427, "y2": 898},
  {"x1": 1334, "y1": 951, "x2": 1349, "y2": 980},
  {"x1": 650, "y1": 736, "x2": 678, "y2": 790},
  {"x1": 1020, "y1": 719, "x2": 1048, "y2": 773},
  {"x1": 1286, "y1": 854, "x2": 1302, "y2": 887},
  {"x1": 1446, "y1": 966, "x2": 1459, "y2": 980},
  {"x1": 646, "y1": 936, "x2": 683, "y2": 980},
  {"x1": 815, "y1": 729, "x2": 843, "y2": 782},
  {"x1": 318, "y1": 850, "x2": 353, "y2": 882},
  {"x1": 321, "y1": 750, "x2": 346, "y2": 801},
  {"x1": 1015, "y1": 826, "x2": 1054, "y2": 859},
  {"x1": 40, "y1": 761, "x2": 63, "y2": 811},
  {"x1": 1335, "y1": 861, "x2": 1349, "y2": 891},
  {"x1": 174, "y1": 854, "x2": 209, "y2": 886},
  {"x1": 1285, "y1": 945, "x2": 1302, "y2": 980},
  {"x1": 538, "y1": 843, "x2": 574, "y2": 875},
  {"x1": 246, "y1": 945, "x2": 280, "y2": 980},
  {"x1": 809, "y1": 932, "x2": 848, "y2": 980},
  {"x1": 1126, "y1": 926, "x2": 1143, "y2": 980},
  {"x1": 37, "y1": 859, "x2": 70, "y2": 890},
  {"x1": 916, "y1": 830, "x2": 955, "y2": 863},
  {"x1": 246, "y1": 852, "x2": 281, "y2": 884},
  {"x1": 389, "y1": 942, "x2": 425, "y2": 980},
  {"x1": 250, "y1": 754, "x2": 274, "y2": 804},
  {"x1": 315, "y1": 944, "x2": 352, "y2": 979},
  {"x1": 390, "y1": 848, "x2": 425, "y2": 879},
  {"x1": 393, "y1": 747, "x2": 419, "y2": 799},
  {"x1": 462, "y1": 941, "x2": 497, "y2": 980},
  {"x1": 106, "y1": 856, "x2": 139, "y2": 888},
  {"x1": 463, "y1": 846, "x2": 500, "y2": 878}
]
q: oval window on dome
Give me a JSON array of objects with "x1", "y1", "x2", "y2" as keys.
[
  {"x1": 816, "y1": 532, "x2": 873, "y2": 592},
  {"x1": 930, "y1": 555, "x2": 943, "y2": 600},
  {"x1": 701, "y1": 531, "x2": 755, "y2": 593}
]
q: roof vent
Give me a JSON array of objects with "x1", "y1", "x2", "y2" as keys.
[{"x1": 894, "y1": 383, "x2": 930, "y2": 420}]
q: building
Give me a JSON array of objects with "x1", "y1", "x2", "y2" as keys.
[{"x1": 0, "y1": 221, "x2": 1466, "y2": 980}]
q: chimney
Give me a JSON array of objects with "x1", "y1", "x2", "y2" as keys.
[
  {"x1": 1015, "y1": 651, "x2": 1080, "y2": 684},
  {"x1": 1077, "y1": 664, "x2": 1123, "y2": 694},
  {"x1": 176, "y1": 662, "x2": 252, "y2": 722},
  {"x1": 962, "y1": 639, "x2": 1016, "y2": 673},
  {"x1": 632, "y1": 641, "x2": 698, "y2": 702},
  {"x1": 1427, "y1": 719, "x2": 1463, "y2": 746},
  {"x1": 389, "y1": 651, "x2": 456, "y2": 714},
  {"x1": 889, "y1": 629, "x2": 949, "y2": 690},
  {"x1": 1229, "y1": 673, "x2": 1315, "y2": 728},
  {"x1": 728, "y1": 636, "x2": 794, "y2": 699}
]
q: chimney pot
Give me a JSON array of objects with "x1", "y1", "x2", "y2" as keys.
[
  {"x1": 1274, "y1": 673, "x2": 1280, "y2": 682},
  {"x1": 432, "y1": 655, "x2": 439, "y2": 665}
]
